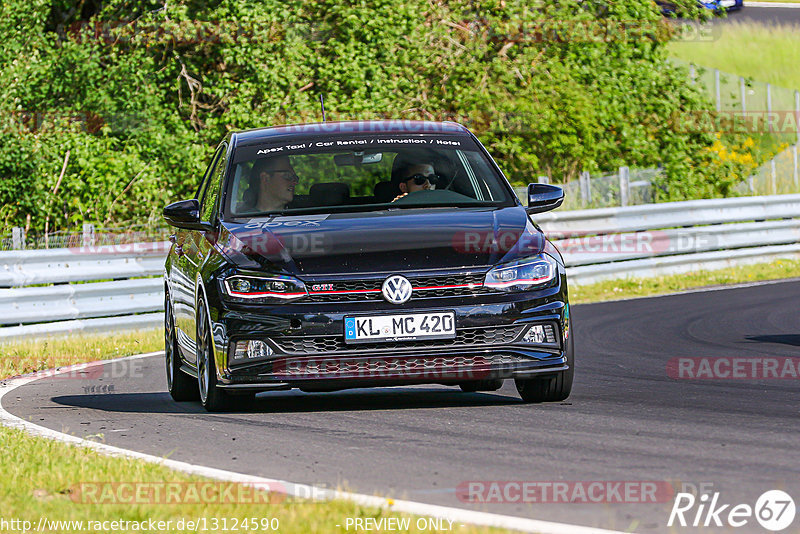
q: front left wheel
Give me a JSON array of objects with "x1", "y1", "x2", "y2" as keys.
[{"x1": 515, "y1": 329, "x2": 574, "y2": 403}]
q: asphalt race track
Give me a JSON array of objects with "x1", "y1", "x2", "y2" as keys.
[
  {"x1": 720, "y1": 5, "x2": 800, "y2": 26},
  {"x1": 4, "y1": 281, "x2": 800, "y2": 533}
]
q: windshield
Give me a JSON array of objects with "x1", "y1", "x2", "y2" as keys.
[{"x1": 223, "y1": 133, "x2": 515, "y2": 217}]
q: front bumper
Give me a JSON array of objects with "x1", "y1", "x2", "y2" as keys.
[{"x1": 208, "y1": 274, "x2": 571, "y2": 392}]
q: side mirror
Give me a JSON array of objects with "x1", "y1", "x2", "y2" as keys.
[
  {"x1": 163, "y1": 199, "x2": 212, "y2": 231},
  {"x1": 526, "y1": 183, "x2": 564, "y2": 214}
]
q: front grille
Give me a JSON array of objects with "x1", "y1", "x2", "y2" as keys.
[
  {"x1": 303, "y1": 273, "x2": 494, "y2": 302},
  {"x1": 412, "y1": 273, "x2": 485, "y2": 288},
  {"x1": 271, "y1": 325, "x2": 526, "y2": 355},
  {"x1": 271, "y1": 353, "x2": 531, "y2": 379},
  {"x1": 305, "y1": 291, "x2": 382, "y2": 303}
]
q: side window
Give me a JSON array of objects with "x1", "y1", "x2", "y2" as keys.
[
  {"x1": 196, "y1": 146, "x2": 224, "y2": 201},
  {"x1": 200, "y1": 144, "x2": 227, "y2": 224}
]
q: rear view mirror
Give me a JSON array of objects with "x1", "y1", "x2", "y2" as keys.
[
  {"x1": 334, "y1": 152, "x2": 383, "y2": 166},
  {"x1": 526, "y1": 183, "x2": 564, "y2": 214},
  {"x1": 333, "y1": 153, "x2": 356, "y2": 166}
]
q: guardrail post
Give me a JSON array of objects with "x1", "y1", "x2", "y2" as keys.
[
  {"x1": 12, "y1": 227, "x2": 25, "y2": 250},
  {"x1": 795, "y1": 90, "x2": 800, "y2": 146},
  {"x1": 767, "y1": 83, "x2": 772, "y2": 133},
  {"x1": 715, "y1": 69, "x2": 721, "y2": 112},
  {"x1": 689, "y1": 63, "x2": 696, "y2": 84},
  {"x1": 619, "y1": 167, "x2": 630, "y2": 207},
  {"x1": 794, "y1": 145, "x2": 798, "y2": 190},
  {"x1": 537, "y1": 175, "x2": 550, "y2": 184},
  {"x1": 579, "y1": 171, "x2": 592, "y2": 204},
  {"x1": 82, "y1": 223, "x2": 95, "y2": 248},
  {"x1": 771, "y1": 159, "x2": 777, "y2": 194},
  {"x1": 740, "y1": 77, "x2": 746, "y2": 120}
]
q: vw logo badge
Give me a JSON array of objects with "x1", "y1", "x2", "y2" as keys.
[{"x1": 382, "y1": 275, "x2": 413, "y2": 304}]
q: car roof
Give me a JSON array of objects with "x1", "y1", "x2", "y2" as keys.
[{"x1": 231, "y1": 120, "x2": 471, "y2": 146}]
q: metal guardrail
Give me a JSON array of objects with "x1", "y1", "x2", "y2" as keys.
[
  {"x1": 554, "y1": 220, "x2": 800, "y2": 267},
  {"x1": 531, "y1": 194, "x2": 800, "y2": 285},
  {"x1": 1, "y1": 194, "x2": 799, "y2": 341},
  {"x1": 0, "y1": 242, "x2": 167, "y2": 287},
  {"x1": 566, "y1": 243, "x2": 800, "y2": 285},
  {"x1": 0, "y1": 278, "x2": 162, "y2": 326},
  {"x1": 534, "y1": 194, "x2": 800, "y2": 235}
]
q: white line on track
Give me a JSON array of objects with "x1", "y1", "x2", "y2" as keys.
[
  {"x1": 0, "y1": 353, "x2": 631, "y2": 534},
  {"x1": 745, "y1": 2, "x2": 800, "y2": 7},
  {"x1": 580, "y1": 276, "x2": 800, "y2": 305}
]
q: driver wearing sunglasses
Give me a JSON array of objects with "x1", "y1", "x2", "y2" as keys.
[
  {"x1": 253, "y1": 155, "x2": 299, "y2": 212},
  {"x1": 392, "y1": 162, "x2": 438, "y2": 202}
]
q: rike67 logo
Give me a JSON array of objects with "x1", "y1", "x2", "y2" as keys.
[{"x1": 668, "y1": 490, "x2": 796, "y2": 531}]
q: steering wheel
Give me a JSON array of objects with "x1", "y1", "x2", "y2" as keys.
[
  {"x1": 438, "y1": 167, "x2": 461, "y2": 192},
  {"x1": 391, "y1": 188, "x2": 477, "y2": 205}
]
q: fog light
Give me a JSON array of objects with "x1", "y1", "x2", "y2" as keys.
[
  {"x1": 522, "y1": 324, "x2": 557, "y2": 344},
  {"x1": 232, "y1": 340, "x2": 274, "y2": 360},
  {"x1": 248, "y1": 340, "x2": 273, "y2": 359},
  {"x1": 523, "y1": 325, "x2": 546, "y2": 344}
]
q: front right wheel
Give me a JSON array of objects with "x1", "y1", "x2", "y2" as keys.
[
  {"x1": 165, "y1": 292, "x2": 198, "y2": 401},
  {"x1": 515, "y1": 329, "x2": 574, "y2": 403},
  {"x1": 196, "y1": 296, "x2": 233, "y2": 412}
]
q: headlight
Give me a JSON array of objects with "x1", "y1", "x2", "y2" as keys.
[
  {"x1": 484, "y1": 254, "x2": 557, "y2": 291},
  {"x1": 221, "y1": 274, "x2": 307, "y2": 303}
]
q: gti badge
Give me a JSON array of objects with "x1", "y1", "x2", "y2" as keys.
[{"x1": 382, "y1": 275, "x2": 412, "y2": 304}]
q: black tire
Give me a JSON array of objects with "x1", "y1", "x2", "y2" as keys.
[
  {"x1": 515, "y1": 330, "x2": 574, "y2": 403},
  {"x1": 196, "y1": 295, "x2": 233, "y2": 412},
  {"x1": 165, "y1": 292, "x2": 198, "y2": 401},
  {"x1": 459, "y1": 379, "x2": 504, "y2": 392}
]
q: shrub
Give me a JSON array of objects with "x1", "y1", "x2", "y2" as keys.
[{"x1": 0, "y1": 0, "x2": 737, "y2": 235}]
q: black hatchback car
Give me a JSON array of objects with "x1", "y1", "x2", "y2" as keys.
[{"x1": 163, "y1": 121, "x2": 573, "y2": 411}]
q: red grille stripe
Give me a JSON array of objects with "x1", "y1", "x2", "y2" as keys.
[
  {"x1": 308, "y1": 289, "x2": 382, "y2": 295},
  {"x1": 414, "y1": 284, "x2": 482, "y2": 291}
]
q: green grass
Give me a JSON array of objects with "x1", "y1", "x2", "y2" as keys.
[
  {"x1": 0, "y1": 426, "x2": 498, "y2": 534},
  {"x1": 669, "y1": 21, "x2": 800, "y2": 90},
  {"x1": 0, "y1": 332, "x2": 500, "y2": 533},
  {"x1": 571, "y1": 258, "x2": 800, "y2": 304},
  {"x1": 0, "y1": 329, "x2": 163, "y2": 379}
]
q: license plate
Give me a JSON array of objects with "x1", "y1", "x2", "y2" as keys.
[
  {"x1": 344, "y1": 312, "x2": 456, "y2": 343},
  {"x1": 720, "y1": 0, "x2": 735, "y2": 6}
]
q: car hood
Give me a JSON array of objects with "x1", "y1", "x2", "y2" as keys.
[{"x1": 214, "y1": 207, "x2": 545, "y2": 277}]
